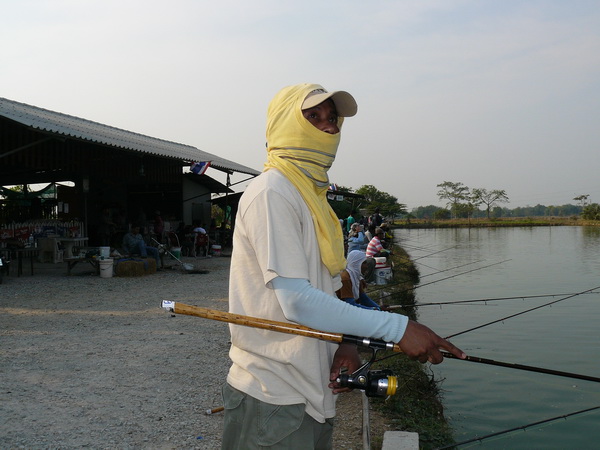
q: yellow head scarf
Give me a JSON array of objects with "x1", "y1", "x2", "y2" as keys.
[{"x1": 263, "y1": 83, "x2": 350, "y2": 276}]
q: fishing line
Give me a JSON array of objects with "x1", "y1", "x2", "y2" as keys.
[
  {"x1": 445, "y1": 285, "x2": 600, "y2": 339},
  {"x1": 369, "y1": 259, "x2": 511, "y2": 299},
  {"x1": 388, "y1": 291, "x2": 599, "y2": 309},
  {"x1": 420, "y1": 260, "x2": 484, "y2": 279},
  {"x1": 413, "y1": 259, "x2": 511, "y2": 290},
  {"x1": 413, "y1": 245, "x2": 458, "y2": 261},
  {"x1": 412, "y1": 260, "x2": 442, "y2": 272},
  {"x1": 434, "y1": 405, "x2": 600, "y2": 450}
]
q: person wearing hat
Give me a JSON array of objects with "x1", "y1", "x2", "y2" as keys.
[{"x1": 223, "y1": 83, "x2": 465, "y2": 449}]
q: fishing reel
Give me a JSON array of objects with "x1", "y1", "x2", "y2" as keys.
[{"x1": 336, "y1": 348, "x2": 398, "y2": 398}]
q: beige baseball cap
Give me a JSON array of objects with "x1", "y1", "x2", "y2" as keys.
[{"x1": 301, "y1": 88, "x2": 358, "y2": 117}]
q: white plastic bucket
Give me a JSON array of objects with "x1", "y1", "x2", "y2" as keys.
[
  {"x1": 99, "y1": 246, "x2": 110, "y2": 259},
  {"x1": 211, "y1": 245, "x2": 222, "y2": 257},
  {"x1": 374, "y1": 256, "x2": 387, "y2": 268},
  {"x1": 99, "y1": 258, "x2": 113, "y2": 278},
  {"x1": 171, "y1": 247, "x2": 181, "y2": 259},
  {"x1": 375, "y1": 266, "x2": 392, "y2": 285}
]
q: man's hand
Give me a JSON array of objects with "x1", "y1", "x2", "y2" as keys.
[
  {"x1": 328, "y1": 343, "x2": 362, "y2": 394},
  {"x1": 399, "y1": 320, "x2": 466, "y2": 364}
]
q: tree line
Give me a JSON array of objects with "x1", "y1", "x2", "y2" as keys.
[
  {"x1": 412, "y1": 181, "x2": 599, "y2": 220},
  {"x1": 411, "y1": 203, "x2": 584, "y2": 220},
  {"x1": 326, "y1": 180, "x2": 599, "y2": 222}
]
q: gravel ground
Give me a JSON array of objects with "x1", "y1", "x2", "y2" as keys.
[{"x1": 0, "y1": 253, "x2": 378, "y2": 449}]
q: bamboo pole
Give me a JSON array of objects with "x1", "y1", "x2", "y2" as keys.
[{"x1": 161, "y1": 301, "x2": 402, "y2": 352}]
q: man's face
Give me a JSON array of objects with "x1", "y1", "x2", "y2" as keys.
[{"x1": 302, "y1": 99, "x2": 340, "y2": 134}]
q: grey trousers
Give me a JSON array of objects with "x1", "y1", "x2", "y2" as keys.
[{"x1": 221, "y1": 383, "x2": 334, "y2": 450}]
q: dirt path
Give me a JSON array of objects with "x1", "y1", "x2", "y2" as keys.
[{"x1": 1, "y1": 256, "x2": 383, "y2": 449}]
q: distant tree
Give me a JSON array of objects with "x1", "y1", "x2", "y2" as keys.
[
  {"x1": 433, "y1": 208, "x2": 451, "y2": 220},
  {"x1": 492, "y1": 206, "x2": 503, "y2": 218},
  {"x1": 436, "y1": 181, "x2": 470, "y2": 218},
  {"x1": 355, "y1": 184, "x2": 407, "y2": 218},
  {"x1": 582, "y1": 203, "x2": 600, "y2": 220},
  {"x1": 454, "y1": 202, "x2": 477, "y2": 220},
  {"x1": 411, "y1": 205, "x2": 444, "y2": 219},
  {"x1": 573, "y1": 194, "x2": 590, "y2": 207},
  {"x1": 471, "y1": 188, "x2": 509, "y2": 218}
]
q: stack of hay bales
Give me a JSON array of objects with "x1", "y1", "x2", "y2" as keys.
[{"x1": 114, "y1": 257, "x2": 157, "y2": 277}]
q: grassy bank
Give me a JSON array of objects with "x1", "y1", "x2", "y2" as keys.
[
  {"x1": 394, "y1": 217, "x2": 600, "y2": 228},
  {"x1": 365, "y1": 245, "x2": 456, "y2": 449}
]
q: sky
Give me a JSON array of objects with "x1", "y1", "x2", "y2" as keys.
[{"x1": 2, "y1": 0, "x2": 599, "y2": 210}]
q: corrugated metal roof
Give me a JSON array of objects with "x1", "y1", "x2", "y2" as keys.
[{"x1": 0, "y1": 97, "x2": 260, "y2": 176}]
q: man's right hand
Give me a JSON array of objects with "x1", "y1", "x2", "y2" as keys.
[{"x1": 398, "y1": 320, "x2": 466, "y2": 364}]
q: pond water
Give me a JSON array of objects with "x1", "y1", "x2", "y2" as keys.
[{"x1": 394, "y1": 226, "x2": 600, "y2": 449}]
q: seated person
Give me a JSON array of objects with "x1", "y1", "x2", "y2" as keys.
[
  {"x1": 336, "y1": 250, "x2": 382, "y2": 310},
  {"x1": 366, "y1": 227, "x2": 391, "y2": 258},
  {"x1": 364, "y1": 223, "x2": 375, "y2": 242},
  {"x1": 193, "y1": 223, "x2": 207, "y2": 235},
  {"x1": 175, "y1": 222, "x2": 195, "y2": 256},
  {"x1": 192, "y1": 223, "x2": 210, "y2": 256},
  {"x1": 379, "y1": 222, "x2": 393, "y2": 248},
  {"x1": 346, "y1": 223, "x2": 366, "y2": 253},
  {"x1": 122, "y1": 226, "x2": 160, "y2": 265}
]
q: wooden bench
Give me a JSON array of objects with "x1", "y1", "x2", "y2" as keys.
[{"x1": 65, "y1": 257, "x2": 100, "y2": 276}]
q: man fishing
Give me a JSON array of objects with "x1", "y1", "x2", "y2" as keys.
[{"x1": 222, "y1": 83, "x2": 465, "y2": 449}]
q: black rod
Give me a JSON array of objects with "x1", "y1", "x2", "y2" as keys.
[
  {"x1": 446, "y1": 285, "x2": 600, "y2": 338},
  {"x1": 441, "y1": 351, "x2": 600, "y2": 383}
]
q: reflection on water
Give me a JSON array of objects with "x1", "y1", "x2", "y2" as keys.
[{"x1": 395, "y1": 226, "x2": 600, "y2": 449}]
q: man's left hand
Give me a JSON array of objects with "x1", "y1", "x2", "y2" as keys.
[{"x1": 328, "y1": 343, "x2": 362, "y2": 394}]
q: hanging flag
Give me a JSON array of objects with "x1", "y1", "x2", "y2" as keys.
[
  {"x1": 328, "y1": 183, "x2": 338, "y2": 191},
  {"x1": 191, "y1": 161, "x2": 211, "y2": 175}
]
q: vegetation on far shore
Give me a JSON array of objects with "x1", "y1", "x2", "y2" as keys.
[{"x1": 393, "y1": 216, "x2": 600, "y2": 228}]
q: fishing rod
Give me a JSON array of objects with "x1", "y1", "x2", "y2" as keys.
[
  {"x1": 371, "y1": 345, "x2": 600, "y2": 384},
  {"x1": 370, "y1": 259, "x2": 512, "y2": 301},
  {"x1": 163, "y1": 301, "x2": 600, "y2": 387},
  {"x1": 412, "y1": 245, "x2": 458, "y2": 261},
  {"x1": 440, "y1": 351, "x2": 600, "y2": 383},
  {"x1": 161, "y1": 301, "x2": 399, "y2": 397},
  {"x1": 414, "y1": 259, "x2": 511, "y2": 290},
  {"x1": 434, "y1": 405, "x2": 600, "y2": 450},
  {"x1": 419, "y1": 260, "x2": 484, "y2": 279},
  {"x1": 371, "y1": 259, "x2": 484, "y2": 298},
  {"x1": 387, "y1": 291, "x2": 599, "y2": 309},
  {"x1": 446, "y1": 284, "x2": 600, "y2": 339}
]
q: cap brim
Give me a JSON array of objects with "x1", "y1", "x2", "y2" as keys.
[{"x1": 302, "y1": 91, "x2": 358, "y2": 117}]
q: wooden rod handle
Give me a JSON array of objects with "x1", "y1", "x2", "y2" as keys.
[
  {"x1": 172, "y1": 302, "x2": 345, "y2": 343},
  {"x1": 163, "y1": 301, "x2": 402, "y2": 353}
]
